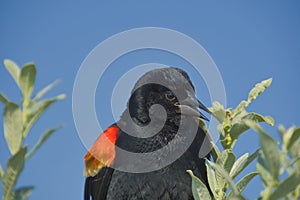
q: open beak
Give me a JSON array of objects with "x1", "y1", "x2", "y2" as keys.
[{"x1": 175, "y1": 95, "x2": 210, "y2": 121}]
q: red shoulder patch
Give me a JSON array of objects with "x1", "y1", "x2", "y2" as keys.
[{"x1": 84, "y1": 125, "x2": 119, "y2": 177}]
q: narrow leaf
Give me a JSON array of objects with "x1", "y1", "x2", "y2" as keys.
[
  {"x1": 278, "y1": 124, "x2": 285, "y2": 138},
  {"x1": 23, "y1": 94, "x2": 65, "y2": 137},
  {"x1": 26, "y1": 126, "x2": 61, "y2": 160},
  {"x1": 15, "y1": 186, "x2": 34, "y2": 200},
  {"x1": 217, "y1": 150, "x2": 235, "y2": 174},
  {"x1": 257, "y1": 151, "x2": 273, "y2": 187},
  {"x1": 4, "y1": 59, "x2": 20, "y2": 87},
  {"x1": 32, "y1": 79, "x2": 60, "y2": 102},
  {"x1": 3, "y1": 102, "x2": 23, "y2": 155},
  {"x1": 230, "y1": 113, "x2": 274, "y2": 141},
  {"x1": 0, "y1": 164, "x2": 3, "y2": 179},
  {"x1": 19, "y1": 63, "x2": 36, "y2": 102},
  {"x1": 207, "y1": 160, "x2": 239, "y2": 195},
  {"x1": 210, "y1": 141, "x2": 220, "y2": 162},
  {"x1": 246, "y1": 121, "x2": 280, "y2": 181},
  {"x1": 2, "y1": 147, "x2": 27, "y2": 199},
  {"x1": 0, "y1": 93, "x2": 9, "y2": 104},
  {"x1": 205, "y1": 160, "x2": 218, "y2": 198},
  {"x1": 187, "y1": 170, "x2": 212, "y2": 200},
  {"x1": 233, "y1": 149, "x2": 260, "y2": 179},
  {"x1": 230, "y1": 153, "x2": 248, "y2": 178},
  {"x1": 269, "y1": 172, "x2": 300, "y2": 199},
  {"x1": 227, "y1": 172, "x2": 259, "y2": 199},
  {"x1": 248, "y1": 78, "x2": 272, "y2": 103},
  {"x1": 232, "y1": 100, "x2": 248, "y2": 118},
  {"x1": 287, "y1": 128, "x2": 300, "y2": 151},
  {"x1": 209, "y1": 101, "x2": 226, "y2": 123}
]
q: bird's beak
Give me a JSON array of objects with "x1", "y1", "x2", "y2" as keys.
[{"x1": 175, "y1": 95, "x2": 210, "y2": 121}]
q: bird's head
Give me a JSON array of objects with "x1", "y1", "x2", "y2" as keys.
[{"x1": 124, "y1": 67, "x2": 210, "y2": 126}]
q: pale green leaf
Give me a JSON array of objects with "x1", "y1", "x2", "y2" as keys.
[
  {"x1": 187, "y1": 170, "x2": 212, "y2": 200},
  {"x1": 15, "y1": 186, "x2": 34, "y2": 200},
  {"x1": 232, "y1": 100, "x2": 248, "y2": 118},
  {"x1": 230, "y1": 153, "x2": 248, "y2": 178},
  {"x1": 233, "y1": 149, "x2": 260, "y2": 179},
  {"x1": 207, "y1": 160, "x2": 239, "y2": 195},
  {"x1": 0, "y1": 164, "x2": 3, "y2": 179},
  {"x1": 246, "y1": 121, "x2": 280, "y2": 181},
  {"x1": 0, "y1": 93, "x2": 9, "y2": 104},
  {"x1": 26, "y1": 126, "x2": 61, "y2": 160},
  {"x1": 32, "y1": 79, "x2": 60, "y2": 103},
  {"x1": 210, "y1": 141, "x2": 220, "y2": 162},
  {"x1": 209, "y1": 101, "x2": 226, "y2": 123},
  {"x1": 2, "y1": 147, "x2": 27, "y2": 199},
  {"x1": 227, "y1": 172, "x2": 259, "y2": 199},
  {"x1": 214, "y1": 150, "x2": 235, "y2": 192},
  {"x1": 287, "y1": 127, "x2": 300, "y2": 151},
  {"x1": 205, "y1": 160, "x2": 218, "y2": 198},
  {"x1": 217, "y1": 150, "x2": 235, "y2": 174},
  {"x1": 3, "y1": 102, "x2": 23, "y2": 155},
  {"x1": 290, "y1": 139, "x2": 300, "y2": 159},
  {"x1": 230, "y1": 113, "x2": 274, "y2": 141},
  {"x1": 257, "y1": 151, "x2": 273, "y2": 187},
  {"x1": 4, "y1": 59, "x2": 20, "y2": 87},
  {"x1": 19, "y1": 63, "x2": 36, "y2": 102},
  {"x1": 269, "y1": 172, "x2": 300, "y2": 199},
  {"x1": 278, "y1": 124, "x2": 285, "y2": 138},
  {"x1": 248, "y1": 78, "x2": 272, "y2": 103},
  {"x1": 23, "y1": 94, "x2": 66, "y2": 137}
]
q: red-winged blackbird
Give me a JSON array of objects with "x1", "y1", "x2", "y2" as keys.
[{"x1": 84, "y1": 67, "x2": 211, "y2": 200}]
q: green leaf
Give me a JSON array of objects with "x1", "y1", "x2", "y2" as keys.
[
  {"x1": 15, "y1": 186, "x2": 34, "y2": 200},
  {"x1": 248, "y1": 78, "x2": 272, "y2": 104},
  {"x1": 23, "y1": 94, "x2": 65, "y2": 138},
  {"x1": 205, "y1": 160, "x2": 218, "y2": 198},
  {"x1": 269, "y1": 172, "x2": 300, "y2": 199},
  {"x1": 217, "y1": 150, "x2": 235, "y2": 174},
  {"x1": 230, "y1": 113, "x2": 274, "y2": 141},
  {"x1": 0, "y1": 164, "x2": 3, "y2": 179},
  {"x1": 0, "y1": 93, "x2": 10, "y2": 104},
  {"x1": 207, "y1": 160, "x2": 239, "y2": 195},
  {"x1": 209, "y1": 101, "x2": 226, "y2": 123},
  {"x1": 210, "y1": 141, "x2": 220, "y2": 162},
  {"x1": 214, "y1": 150, "x2": 235, "y2": 193},
  {"x1": 290, "y1": 139, "x2": 300, "y2": 158},
  {"x1": 231, "y1": 78, "x2": 272, "y2": 119},
  {"x1": 32, "y1": 79, "x2": 60, "y2": 103},
  {"x1": 3, "y1": 102, "x2": 23, "y2": 155},
  {"x1": 26, "y1": 126, "x2": 61, "y2": 160},
  {"x1": 232, "y1": 149, "x2": 260, "y2": 179},
  {"x1": 278, "y1": 124, "x2": 285, "y2": 139},
  {"x1": 227, "y1": 172, "x2": 259, "y2": 199},
  {"x1": 257, "y1": 151, "x2": 273, "y2": 187},
  {"x1": 187, "y1": 170, "x2": 212, "y2": 200},
  {"x1": 4, "y1": 59, "x2": 20, "y2": 87},
  {"x1": 230, "y1": 153, "x2": 248, "y2": 178},
  {"x1": 2, "y1": 147, "x2": 27, "y2": 199},
  {"x1": 19, "y1": 63, "x2": 36, "y2": 103},
  {"x1": 246, "y1": 121, "x2": 280, "y2": 181},
  {"x1": 287, "y1": 127, "x2": 300, "y2": 151},
  {"x1": 232, "y1": 100, "x2": 248, "y2": 118}
]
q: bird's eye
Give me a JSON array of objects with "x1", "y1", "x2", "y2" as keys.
[{"x1": 165, "y1": 91, "x2": 176, "y2": 101}]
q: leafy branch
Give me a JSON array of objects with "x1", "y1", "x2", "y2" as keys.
[
  {"x1": 188, "y1": 77, "x2": 300, "y2": 199},
  {"x1": 0, "y1": 59, "x2": 65, "y2": 200}
]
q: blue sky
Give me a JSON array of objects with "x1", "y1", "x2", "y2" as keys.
[{"x1": 1, "y1": 1, "x2": 300, "y2": 199}]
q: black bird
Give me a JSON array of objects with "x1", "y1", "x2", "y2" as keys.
[{"x1": 84, "y1": 67, "x2": 211, "y2": 200}]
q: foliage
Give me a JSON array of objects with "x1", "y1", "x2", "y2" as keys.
[
  {"x1": 188, "y1": 78, "x2": 300, "y2": 199},
  {"x1": 0, "y1": 59, "x2": 65, "y2": 200}
]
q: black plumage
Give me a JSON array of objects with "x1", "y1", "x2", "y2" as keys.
[{"x1": 84, "y1": 67, "x2": 211, "y2": 200}]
